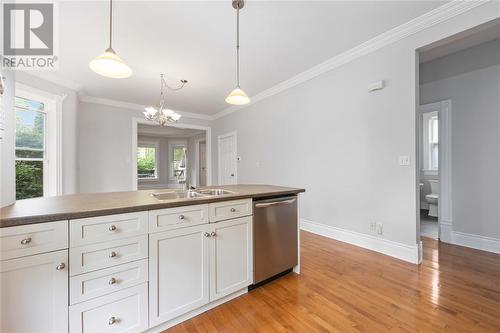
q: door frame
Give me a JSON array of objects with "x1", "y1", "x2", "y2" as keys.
[
  {"x1": 217, "y1": 131, "x2": 237, "y2": 185},
  {"x1": 131, "y1": 117, "x2": 212, "y2": 190},
  {"x1": 196, "y1": 139, "x2": 207, "y2": 187},
  {"x1": 417, "y1": 100, "x2": 452, "y2": 242}
]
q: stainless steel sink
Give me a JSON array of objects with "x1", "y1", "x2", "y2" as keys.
[
  {"x1": 196, "y1": 189, "x2": 235, "y2": 196},
  {"x1": 152, "y1": 190, "x2": 205, "y2": 201}
]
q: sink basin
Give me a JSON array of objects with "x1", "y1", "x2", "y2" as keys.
[
  {"x1": 197, "y1": 189, "x2": 235, "y2": 196},
  {"x1": 152, "y1": 190, "x2": 205, "y2": 201}
]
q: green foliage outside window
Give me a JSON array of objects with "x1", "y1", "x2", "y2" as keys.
[
  {"x1": 16, "y1": 161, "x2": 43, "y2": 200},
  {"x1": 137, "y1": 147, "x2": 157, "y2": 178}
]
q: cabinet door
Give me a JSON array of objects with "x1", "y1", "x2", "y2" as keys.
[
  {"x1": 149, "y1": 224, "x2": 210, "y2": 326},
  {"x1": 210, "y1": 216, "x2": 253, "y2": 301},
  {"x1": 0, "y1": 250, "x2": 69, "y2": 333}
]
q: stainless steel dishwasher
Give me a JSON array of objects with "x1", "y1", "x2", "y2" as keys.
[{"x1": 252, "y1": 195, "x2": 298, "y2": 285}]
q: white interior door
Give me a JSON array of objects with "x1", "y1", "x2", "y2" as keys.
[
  {"x1": 218, "y1": 132, "x2": 237, "y2": 185},
  {"x1": 199, "y1": 141, "x2": 207, "y2": 187}
]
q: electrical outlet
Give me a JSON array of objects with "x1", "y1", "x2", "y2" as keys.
[
  {"x1": 376, "y1": 223, "x2": 383, "y2": 235},
  {"x1": 370, "y1": 222, "x2": 377, "y2": 233}
]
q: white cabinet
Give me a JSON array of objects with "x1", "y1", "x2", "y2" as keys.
[
  {"x1": 0, "y1": 249, "x2": 69, "y2": 333},
  {"x1": 69, "y1": 283, "x2": 148, "y2": 333},
  {"x1": 210, "y1": 216, "x2": 253, "y2": 301},
  {"x1": 149, "y1": 224, "x2": 210, "y2": 326},
  {"x1": 149, "y1": 215, "x2": 253, "y2": 325}
]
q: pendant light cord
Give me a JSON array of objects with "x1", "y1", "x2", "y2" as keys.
[
  {"x1": 109, "y1": 0, "x2": 113, "y2": 49},
  {"x1": 236, "y1": 6, "x2": 240, "y2": 87}
]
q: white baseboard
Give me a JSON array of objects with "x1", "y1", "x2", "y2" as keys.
[
  {"x1": 300, "y1": 219, "x2": 420, "y2": 264},
  {"x1": 449, "y1": 231, "x2": 500, "y2": 254}
]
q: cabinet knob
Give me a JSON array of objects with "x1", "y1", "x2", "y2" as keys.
[
  {"x1": 179, "y1": 214, "x2": 185, "y2": 220},
  {"x1": 109, "y1": 225, "x2": 117, "y2": 232},
  {"x1": 20, "y1": 237, "x2": 32, "y2": 245},
  {"x1": 109, "y1": 251, "x2": 117, "y2": 258},
  {"x1": 108, "y1": 317, "x2": 117, "y2": 325},
  {"x1": 56, "y1": 263, "x2": 65, "y2": 270},
  {"x1": 204, "y1": 232, "x2": 210, "y2": 237},
  {"x1": 230, "y1": 208, "x2": 236, "y2": 212},
  {"x1": 210, "y1": 232, "x2": 217, "y2": 237},
  {"x1": 108, "y1": 277, "x2": 117, "y2": 285}
]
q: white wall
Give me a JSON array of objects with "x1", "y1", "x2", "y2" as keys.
[
  {"x1": 211, "y1": 2, "x2": 500, "y2": 249},
  {"x1": 420, "y1": 39, "x2": 500, "y2": 240},
  {"x1": 187, "y1": 133, "x2": 206, "y2": 187},
  {"x1": 78, "y1": 101, "x2": 211, "y2": 193}
]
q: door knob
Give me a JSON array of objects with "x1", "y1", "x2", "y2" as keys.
[
  {"x1": 108, "y1": 277, "x2": 117, "y2": 285},
  {"x1": 56, "y1": 263, "x2": 65, "y2": 270},
  {"x1": 109, "y1": 251, "x2": 117, "y2": 258},
  {"x1": 210, "y1": 232, "x2": 217, "y2": 237},
  {"x1": 109, "y1": 225, "x2": 117, "y2": 232},
  {"x1": 108, "y1": 317, "x2": 117, "y2": 325},
  {"x1": 204, "y1": 232, "x2": 210, "y2": 237},
  {"x1": 230, "y1": 208, "x2": 236, "y2": 212},
  {"x1": 231, "y1": 174, "x2": 234, "y2": 177}
]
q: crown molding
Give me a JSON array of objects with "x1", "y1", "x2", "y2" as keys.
[
  {"x1": 212, "y1": 0, "x2": 490, "y2": 120},
  {"x1": 79, "y1": 94, "x2": 215, "y2": 121}
]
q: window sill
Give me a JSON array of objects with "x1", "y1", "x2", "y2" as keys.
[
  {"x1": 138, "y1": 178, "x2": 159, "y2": 183},
  {"x1": 422, "y1": 169, "x2": 438, "y2": 176}
]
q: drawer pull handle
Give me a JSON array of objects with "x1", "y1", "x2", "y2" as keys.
[
  {"x1": 108, "y1": 317, "x2": 117, "y2": 325},
  {"x1": 56, "y1": 263, "x2": 65, "y2": 271},
  {"x1": 204, "y1": 232, "x2": 210, "y2": 237},
  {"x1": 210, "y1": 232, "x2": 217, "y2": 237},
  {"x1": 20, "y1": 237, "x2": 32, "y2": 245},
  {"x1": 109, "y1": 251, "x2": 117, "y2": 258},
  {"x1": 179, "y1": 214, "x2": 185, "y2": 220},
  {"x1": 109, "y1": 225, "x2": 117, "y2": 232},
  {"x1": 108, "y1": 277, "x2": 117, "y2": 285},
  {"x1": 230, "y1": 208, "x2": 236, "y2": 212}
]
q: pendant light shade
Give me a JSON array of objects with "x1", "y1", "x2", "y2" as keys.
[
  {"x1": 89, "y1": 47, "x2": 132, "y2": 79},
  {"x1": 90, "y1": 0, "x2": 132, "y2": 79},
  {"x1": 226, "y1": 0, "x2": 250, "y2": 105},
  {"x1": 225, "y1": 87, "x2": 250, "y2": 105}
]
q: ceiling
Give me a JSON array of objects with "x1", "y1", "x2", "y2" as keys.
[
  {"x1": 138, "y1": 124, "x2": 204, "y2": 138},
  {"x1": 35, "y1": 1, "x2": 446, "y2": 115}
]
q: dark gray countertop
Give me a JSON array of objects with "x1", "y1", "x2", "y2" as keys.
[{"x1": 0, "y1": 184, "x2": 305, "y2": 228}]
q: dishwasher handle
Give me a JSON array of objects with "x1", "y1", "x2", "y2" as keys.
[{"x1": 254, "y1": 198, "x2": 296, "y2": 208}]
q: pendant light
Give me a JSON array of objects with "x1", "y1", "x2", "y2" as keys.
[
  {"x1": 225, "y1": 0, "x2": 250, "y2": 105},
  {"x1": 89, "y1": 0, "x2": 132, "y2": 78}
]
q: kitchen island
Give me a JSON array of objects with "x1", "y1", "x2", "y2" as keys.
[{"x1": 0, "y1": 184, "x2": 304, "y2": 333}]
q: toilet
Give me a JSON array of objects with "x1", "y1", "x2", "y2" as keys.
[{"x1": 425, "y1": 180, "x2": 439, "y2": 217}]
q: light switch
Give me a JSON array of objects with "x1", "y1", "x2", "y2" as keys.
[{"x1": 398, "y1": 155, "x2": 410, "y2": 166}]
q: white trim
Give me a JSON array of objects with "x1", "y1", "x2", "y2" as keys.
[
  {"x1": 145, "y1": 288, "x2": 247, "y2": 333},
  {"x1": 28, "y1": 72, "x2": 83, "y2": 92},
  {"x1": 14, "y1": 83, "x2": 64, "y2": 197},
  {"x1": 131, "y1": 118, "x2": 212, "y2": 191},
  {"x1": 300, "y1": 219, "x2": 420, "y2": 264},
  {"x1": 212, "y1": 0, "x2": 488, "y2": 119},
  {"x1": 80, "y1": 95, "x2": 214, "y2": 121},
  {"x1": 439, "y1": 225, "x2": 500, "y2": 254},
  {"x1": 195, "y1": 138, "x2": 207, "y2": 187},
  {"x1": 217, "y1": 131, "x2": 237, "y2": 185},
  {"x1": 450, "y1": 231, "x2": 500, "y2": 254}
]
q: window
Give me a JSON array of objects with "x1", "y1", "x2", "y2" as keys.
[
  {"x1": 169, "y1": 143, "x2": 187, "y2": 181},
  {"x1": 15, "y1": 96, "x2": 46, "y2": 199},
  {"x1": 422, "y1": 111, "x2": 438, "y2": 173},
  {"x1": 137, "y1": 143, "x2": 158, "y2": 180}
]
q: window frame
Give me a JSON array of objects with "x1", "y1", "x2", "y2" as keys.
[
  {"x1": 168, "y1": 141, "x2": 187, "y2": 181},
  {"x1": 421, "y1": 110, "x2": 439, "y2": 176},
  {"x1": 14, "y1": 84, "x2": 62, "y2": 199},
  {"x1": 137, "y1": 140, "x2": 160, "y2": 181}
]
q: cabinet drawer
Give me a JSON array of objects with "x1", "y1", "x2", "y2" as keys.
[
  {"x1": 69, "y1": 283, "x2": 148, "y2": 333},
  {"x1": 149, "y1": 204, "x2": 208, "y2": 233},
  {"x1": 0, "y1": 221, "x2": 68, "y2": 260},
  {"x1": 208, "y1": 199, "x2": 253, "y2": 222},
  {"x1": 70, "y1": 236, "x2": 148, "y2": 276},
  {"x1": 70, "y1": 212, "x2": 148, "y2": 247},
  {"x1": 70, "y1": 259, "x2": 148, "y2": 305}
]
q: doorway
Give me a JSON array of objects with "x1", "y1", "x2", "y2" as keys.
[{"x1": 218, "y1": 132, "x2": 237, "y2": 185}]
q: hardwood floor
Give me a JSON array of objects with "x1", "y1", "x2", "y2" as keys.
[{"x1": 165, "y1": 231, "x2": 500, "y2": 333}]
